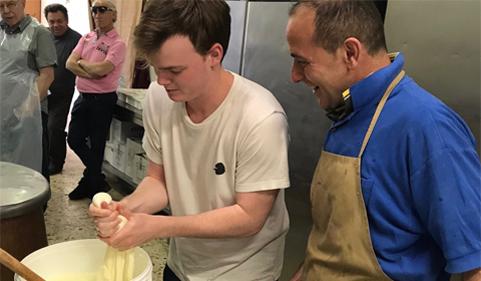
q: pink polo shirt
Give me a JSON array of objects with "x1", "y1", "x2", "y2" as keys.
[{"x1": 73, "y1": 29, "x2": 126, "y2": 93}]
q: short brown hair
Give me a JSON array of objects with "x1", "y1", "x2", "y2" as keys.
[
  {"x1": 134, "y1": 0, "x2": 231, "y2": 60},
  {"x1": 290, "y1": 0, "x2": 387, "y2": 55}
]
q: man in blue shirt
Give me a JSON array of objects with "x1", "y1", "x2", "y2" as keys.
[{"x1": 286, "y1": 1, "x2": 481, "y2": 281}]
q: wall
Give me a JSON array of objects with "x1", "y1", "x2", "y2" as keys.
[
  {"x1": 25, "y1": 0, "x2": 41, "y2": 21},
  {"x1": 109, "y1": 0, "x2": 143, "y2": 88},
  {"x1": 385, "y1": 0, "x2": 481, "y2": 151},
  {"x1": 239, "y1": 3, "x2": 326, "y2": 279},
  {"x1": 40, "y1": 0, "x2": 91, "y2": 36}
]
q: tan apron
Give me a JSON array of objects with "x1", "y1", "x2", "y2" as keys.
[{"x1": 303, "y1": 71, "x2": 405, "y2": 281}]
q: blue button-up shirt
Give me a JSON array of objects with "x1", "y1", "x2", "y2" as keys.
[{"x1": 324, "y1": 53, "x2": 481, "y2": 280}]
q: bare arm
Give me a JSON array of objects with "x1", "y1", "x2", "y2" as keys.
[
  {"x1": 123, "y1": 160, "x2": 279, "y2": 238},
  {"x1": 464, "y1": 268, "x2": 481, "y2": 281},
  {"x1": 14, "y1": 67, "x2": 53, "y2": 118},
  {"x1": 97, "y1": 159, "x2": 280, "y2": 249},
  {"x1": 65, "y1": 52, "x2": 95, "y2": 79},
  {"x1": 104, "y1": 188, "x2": 280, "y2": 250},
  {"x1": 78, "y1": 59, "x2": 114, "y2": 77},
  {"x1": 88, "y1": 160, "x2": 168, "y2": 239},
  {"x1": 149, "y1": 188, "x2": 279, "y2": 239},
  {"x1": 37, "y1": 66, "x2": 54, "y2": 101},
  {"x1": 122, "y1": 160, "x2": 169, "y2": 214}
]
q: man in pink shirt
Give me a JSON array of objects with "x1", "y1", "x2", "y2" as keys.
[{"x1": 66, "y1": 0, "x2": 126, "y2": 200}]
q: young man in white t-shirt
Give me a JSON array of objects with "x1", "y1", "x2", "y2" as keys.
[{"x1": 89, "y1": 1, "x2": 290, "y2": 280}]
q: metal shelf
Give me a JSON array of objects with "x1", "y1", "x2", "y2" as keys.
[
  {"x1": 103, "y1": 161, "x2": 137, "y2": 194},
  {"x1": 114, "y1": 99, "x2": 143, "y2": 127},
  {"x1": 103, "y1": 162, "x2": 171, "y2": 215},
  {"x1": 105, "y1": 94, "x2": 171, "y2": 215}
]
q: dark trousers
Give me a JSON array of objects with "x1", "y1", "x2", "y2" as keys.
[
  {"x1": 163, "y1": 265, "x2": 181, "y2": 281},
  {"x1": 162, "y1": 264, "x2": 279, "y2": 281},
  {"x1": 47, "y1": 89, "x2": 74, "y2": 169},
  {"x1": 41, "y1": 111, "x2": 50, "y2": 182},
  {"x1": 67, "y1": 92, "x2": 117, "y2": 190}
]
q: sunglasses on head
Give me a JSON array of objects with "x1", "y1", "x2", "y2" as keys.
[{"x1": 91, "y1": 6, "x2": 114, "y2": 14}]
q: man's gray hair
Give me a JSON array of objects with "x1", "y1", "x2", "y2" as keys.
[{"x1": 93, "y1": 0, "x2": 116, "y2": 11}]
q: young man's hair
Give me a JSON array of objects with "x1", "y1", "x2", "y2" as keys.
[
  {"x1": 44, "y1": 3, "x2": 69, "y2": 21},
  {"x1": 134, "y1": 0, "x2": 231, "y2": 60},
  {"x1": 289, "y1": 0, "x2": 387, "y2": 55}
]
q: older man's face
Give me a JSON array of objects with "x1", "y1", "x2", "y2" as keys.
[
  {"x1": 47, "y1": 11, "x2": 68, "y2": 37},
  {"x1": 91, "y1": 0, "x2": 116, "y2": 32},
  {"x1": 286, "y1": 5, "x2": 347, "y2": 110},
  {"x1": 0, "y1": 0, "x2": 25, "y2": 27}
]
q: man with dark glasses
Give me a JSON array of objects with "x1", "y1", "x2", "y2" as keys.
[
  {"x1": 91, "y1": 5, "x2": 114, "y2": 14},
  {"x1": 66, "y1": 0, "x2": 126, "y2": 200}
]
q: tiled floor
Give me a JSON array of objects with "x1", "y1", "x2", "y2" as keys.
[{"x1": 45, "y1": 148, "x2": 168, "y2": 280}]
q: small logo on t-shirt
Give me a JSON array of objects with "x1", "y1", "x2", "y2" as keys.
[
  {"x1": 96, "y1": 42, "x2": 109, "y2": 55},
  {"x1": 214, "y1": 163, "x2": 225, "y2": 175}
]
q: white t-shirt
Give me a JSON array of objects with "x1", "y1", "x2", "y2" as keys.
[{"x1": 142, "y1": 72, "x2": 290, "y2": 281}]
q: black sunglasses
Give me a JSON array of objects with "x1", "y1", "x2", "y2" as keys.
[{"x1": 91, "y1": 6, "x2": 114, "y2": 14}]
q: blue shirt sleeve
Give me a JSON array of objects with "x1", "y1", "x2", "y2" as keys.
[{"x1": 409, "y1": 104, "x2": 481, "y2": 273}]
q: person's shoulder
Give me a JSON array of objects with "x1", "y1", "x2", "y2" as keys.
[
  {"x1": 145, "y1": 82, "x2": 171, "y2": 108},
  {"x1": 83, "y1": 31, "x2": 96, "y2": 39},
  {"x1": 234, "y1": 74, "x2": 271, "y2": 95},
  {"x1": 404, "y1": 78, "x2": 454, "y2": 118},
  {"x1": 111, "y1": 34, "x2": 126, "y2": 49},
  {"x1": 33, "y1": 23, "x2": 51, "y2": 37},
  {"x1": 232, "y1": 74, "x2": 279, "y2": 102},
  {"x1": 394, "y1": 77, "x2": 474, "y2": 144},
  {"x1": 110, "y1": 29, "x2": 125, "y2": 43},
  {"x1": 228, "y1": 73, "x2": 286, "y2": 131},
  {"x1": 69, "y1": 28, "x2": 82, "y2": 40},
  {"x1": 232, "y1": 73, "x2": 285, "y2": 113},
  {"x1": 30, "y1": 23, "x2": 55, "y2": 47},
  {"x1": 143, "y1": 82, "x2": 179, "y2": 123},
  {"x1": 389, "y1": 77, "x2": 443, "y2": 119}
]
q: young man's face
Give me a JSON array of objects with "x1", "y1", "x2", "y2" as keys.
[
  {"x1": 47, "y1": 11, "x2": 68, "y2": 37},
  {"x1": 0, "y1": 0, "x2": 25, "y2": 27},
  {"x1": 286, "y1": 5, "x2": 347, "y2": 110},
  {"x1": 150, "y1": 35, "x2": 212, "y2": 103}
]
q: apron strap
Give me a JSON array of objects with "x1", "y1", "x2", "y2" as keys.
[{"x1": 358, "y1": 70, "x2": 405, "y2": 158}]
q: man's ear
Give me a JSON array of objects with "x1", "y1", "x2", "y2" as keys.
[
  {"x1": 207, "y1": 43, "x2": 224, "y2": 67},
  {"x1": 343, "y1": 37, "x2": 361, "y2": 70}
]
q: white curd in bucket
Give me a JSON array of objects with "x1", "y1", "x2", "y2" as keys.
[
  {"x1": 47, "y1": 272, "x2": 97, "y2": 281},
  {"x1": 14, "y1": 239, "x2": 152, "y2": 281}
]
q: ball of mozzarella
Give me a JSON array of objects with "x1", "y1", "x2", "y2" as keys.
[
  {"x1": 92, "y1": 192, "x2": 112, "y2": 208},
  {"x1": 92, "y1": 192, "x2": 128, "y2": 231}
]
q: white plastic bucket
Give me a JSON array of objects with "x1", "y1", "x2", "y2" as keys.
[{"x1": 14, "y1": 239, "x2": 152, "y2": 281}]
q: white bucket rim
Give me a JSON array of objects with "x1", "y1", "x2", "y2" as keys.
[{"x1": 16, "y1": 239, "x2": 153, "y2": 281}]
